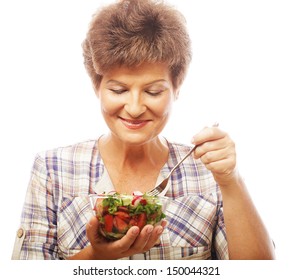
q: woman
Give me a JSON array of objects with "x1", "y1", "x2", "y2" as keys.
[{"x1": 12, "y1": 0, "x2": 275, "y2": 260}]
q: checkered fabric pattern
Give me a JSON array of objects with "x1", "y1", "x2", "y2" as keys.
[{"x1": 13, "y1": 139, "x2": 228, "y2": 259}]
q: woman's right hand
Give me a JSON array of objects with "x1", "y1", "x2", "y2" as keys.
[{"x1": 83, "y1": 216, "x2": 165, "y2": 259}]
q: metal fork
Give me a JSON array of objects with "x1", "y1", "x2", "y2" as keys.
[
  {"x1": 147, "y1": 123, "x2": 219, "y2": 196},
  {"x1": 147, "y1": 145, "x2": 196, "y2": 196}
]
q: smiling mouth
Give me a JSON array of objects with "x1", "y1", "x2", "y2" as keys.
[{"x1": 119, "y1": 117, "x2": 150, "y2": 129}]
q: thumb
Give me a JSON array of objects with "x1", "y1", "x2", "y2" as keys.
[{"x1": 86, "y1": 215, "x2": 100, "y2": 243}]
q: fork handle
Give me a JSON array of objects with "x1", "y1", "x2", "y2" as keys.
[
  {"x1": 169, "y1": 123, "x2": 219, "y2": 175},
  {"x1": 168, "y1": 145, "x2": 196, "y2": 175}
]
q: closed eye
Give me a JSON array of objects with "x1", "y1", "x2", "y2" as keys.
[
  {"x1": 109, "y1": 89, "x2": 127, "y2": 94},
  {"x1": 145, "y1": 90, "x2": 163, "y2": 96}
]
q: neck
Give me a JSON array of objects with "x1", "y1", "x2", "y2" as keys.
[{"x1": 98, "y1": 134, "x2": 168, "y2": 170}]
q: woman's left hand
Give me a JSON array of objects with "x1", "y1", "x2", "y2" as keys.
[{"x1": 191, "y1": 125, "x2": 238, "y2": 188}]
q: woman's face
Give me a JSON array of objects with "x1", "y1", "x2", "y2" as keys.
[{"x1": 97, "y1": 62, "x2": 178, "y2": 146}]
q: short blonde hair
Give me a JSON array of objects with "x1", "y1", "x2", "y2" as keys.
[{"x1": 82, "y1": 0, "x2": 192, "y2": 90}]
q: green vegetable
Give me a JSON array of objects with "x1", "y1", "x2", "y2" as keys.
[{"x1": 95, "y1": 193, "x2": 167, "y2": 240}]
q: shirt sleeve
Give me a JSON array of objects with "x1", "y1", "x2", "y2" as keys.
[
  {"x1": 211, "y1": 189, "x2": 229, "y2": 260},
  {"x1": 12, "y1": 154, "x2": 60, "y2": 259}
]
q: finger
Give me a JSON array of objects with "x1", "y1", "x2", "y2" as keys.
[
  {"x1": 112, "y1": 226, "x2": 140, "y2": 253},
  {"x1": 193, "y1": 137, "x2": 228, "y2": 159},
  {"x1": 129, "y1": 225, "x2": 154, "y2": 251},
  {"x1": 204, "y1": 157, "x2": 236, "y2": 175},
  {"x1": 143, "y1": 225, "x2": 165, "y2": 251},
  {"x1": 143, "y1": 220, "x2": 167, "y2": 251},
  {"x1": 192, "y1": 126, "x2": 225, "y2": 147},
  {"x1": 197, "y1": 140, "x2": 236, "y2": 168},
  {"x1": 160, "y1": 219, "x2": 168, "y2": 228},
  {"x1": 86, "y1": 215, "x2": 100, "y2": 243}
]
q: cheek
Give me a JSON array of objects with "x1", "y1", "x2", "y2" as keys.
[
  {"x1": 100, "y1": 95, "x2": 122, "y2": 116},
  {"x1": 153, "y1": 96, "x2": 173, "y2": 117}
]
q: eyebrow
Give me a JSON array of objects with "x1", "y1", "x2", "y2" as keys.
[
  {"x1": 145, "y1": 79, "x2": 169, "y2": 86},
  {"x1": 106, "y1": 80, "x2": 127, "y2": 86}
]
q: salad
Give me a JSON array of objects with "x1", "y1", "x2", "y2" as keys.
[{"x1": 92, "y1": 192, "x2": 167, "y2": 240}]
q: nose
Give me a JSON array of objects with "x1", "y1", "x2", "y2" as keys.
[{"x1": 124, "y1": 91, "x2": 146, "y2": 118}]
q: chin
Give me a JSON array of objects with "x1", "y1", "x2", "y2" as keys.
[{"x1": 115, "y1": 132, "x2": 156, "y2": 146}]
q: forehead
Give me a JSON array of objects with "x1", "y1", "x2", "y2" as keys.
[{"x1": 102, "y1": 62, "x2": 171, "y2": 82}]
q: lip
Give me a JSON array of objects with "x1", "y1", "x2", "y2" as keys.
[{"x1": 119, "y1": 117, "x2": 150, "y2": 130}]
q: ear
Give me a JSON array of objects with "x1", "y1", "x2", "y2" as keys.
[
  {"x1": 92, "y1": 76, "x2": 102, "y2": 99},
  {"x1": 93, "y1": 85, "x2": 100, "y2": 99}
]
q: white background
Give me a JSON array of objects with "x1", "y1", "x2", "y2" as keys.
[{"x1": 0, "y1": 0, "x2": 291, "y2": 268}]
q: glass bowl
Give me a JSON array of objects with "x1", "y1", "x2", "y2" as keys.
[{"x1": 89, "y1": 192, "x2": 169, "y2": 240}]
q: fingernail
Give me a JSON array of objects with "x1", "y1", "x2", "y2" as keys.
[
  {"x1": 132, "y1": 227, "x2": 139, "y2": 235},
  {"x1": 156, "y1": 226, "x2": 164, "y2": 235},
  {"x1": 146, "y1": 226, "x2": 153, "y2": 234}
]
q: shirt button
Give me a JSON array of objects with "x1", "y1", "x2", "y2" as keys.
[{"x1": 17, "y1": 228, "x2": 24, "y2": 238}]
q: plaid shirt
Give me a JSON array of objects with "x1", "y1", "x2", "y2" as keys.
[{"x1": 12, "y1": 139, "x2": 228, "y2": 260}]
